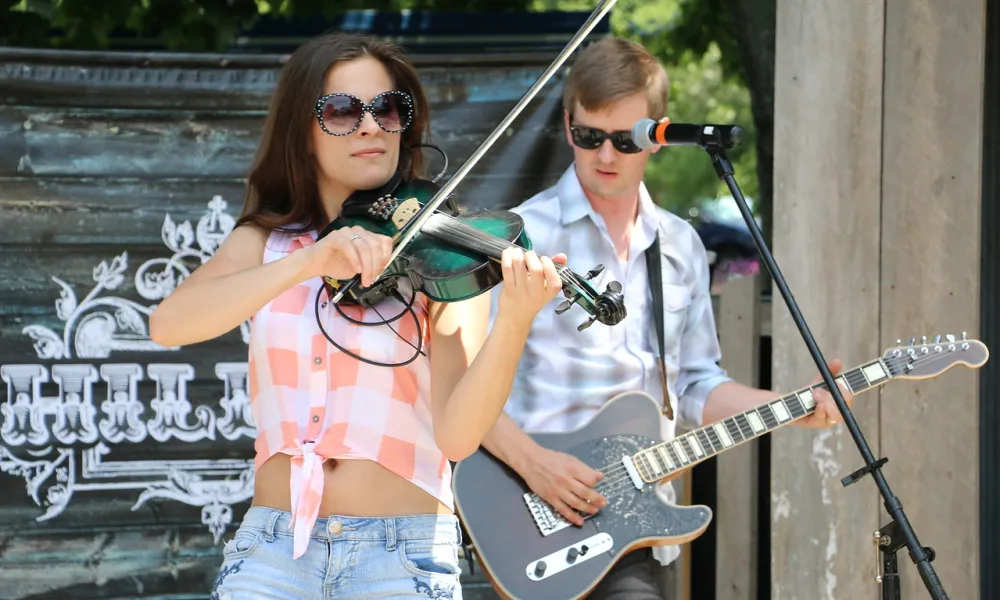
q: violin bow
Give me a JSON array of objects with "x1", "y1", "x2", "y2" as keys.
[{"x1": 331, "y1": 0, "x2": 620, "y2": 304}]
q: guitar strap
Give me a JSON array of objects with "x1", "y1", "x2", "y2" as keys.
[{"x1": 644, "y1": 231, "x2": 674, "y2": 420}]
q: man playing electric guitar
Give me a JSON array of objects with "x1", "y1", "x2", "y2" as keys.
[{"x1": 481, "y1": 37, "x2": 855, "y2": 599}]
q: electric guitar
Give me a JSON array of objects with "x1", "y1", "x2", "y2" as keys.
[{"x1": 452, "y1": 334, "x2": 989, "y2": 600}]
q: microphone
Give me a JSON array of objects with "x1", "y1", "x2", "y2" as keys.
[{"x1": 631, "y1": 118, "x2": 744, "y2": 150}]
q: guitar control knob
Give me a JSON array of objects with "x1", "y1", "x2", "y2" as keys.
[
  {"x1": 534, "y1": 561, "x2": 547, "y2": 577},
  {"x1": 580, "y1": 544, "x2": 589, "y2": 555},
  {"x1": 567, "y1": 547, "x2": 580, "y2": 563}
]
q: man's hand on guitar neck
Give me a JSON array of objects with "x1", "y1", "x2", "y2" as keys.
[{"x1": 481, "y1": 412, "x2": 608, "y2": 527}]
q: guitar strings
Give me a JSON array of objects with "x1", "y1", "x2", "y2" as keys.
[{"x1": 554, "y1": 351, "x2": 932, "y2": 516}]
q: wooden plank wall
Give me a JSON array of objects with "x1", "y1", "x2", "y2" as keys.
[
  {"x1": 714, "y1": 274, "x2": 762, "y2": 600},
  {"x1": 771, "y1": 1, "x2": 986, "y2": 599},
  {"x1": 0, "y1": 46, "x2": 577, "y2": 599}
]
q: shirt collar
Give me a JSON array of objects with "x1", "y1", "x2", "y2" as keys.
[{"x1": 556, "y1": 163, "x2": 660, "y2": 252}]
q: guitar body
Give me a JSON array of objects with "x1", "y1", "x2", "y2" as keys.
[{"x1": 453, "y1": 391, "x2": 712, "y2": 600}]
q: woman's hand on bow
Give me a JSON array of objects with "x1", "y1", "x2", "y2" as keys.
[{"x1": 303, "y1": 225, "x2": 393, "y2": 287}]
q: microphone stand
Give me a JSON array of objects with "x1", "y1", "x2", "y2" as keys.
[{"x1": 697, "y1": 131, "x2": 947, "y2": 600}]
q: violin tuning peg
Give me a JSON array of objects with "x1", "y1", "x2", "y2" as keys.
[
  {"x1": 607, "y1": 280, "x2": 622, "y2": 293},
  {"x1": 585, "y1": 265, "x2": 605, "y2": 280},
  {"x1": 555, "y1": 295, "x2": 579, "y2": 315},
  {"x1": 577, "y1": 315, "x2": 597, "y2": 332}
]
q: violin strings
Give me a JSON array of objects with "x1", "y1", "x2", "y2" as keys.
[{"x1": 424, "y1": 212, "x2": 593, "y2": 294}]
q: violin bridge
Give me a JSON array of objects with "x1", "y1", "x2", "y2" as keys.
[{"x1": 391, "y1": 197, "x2": 421, "y2": 230}]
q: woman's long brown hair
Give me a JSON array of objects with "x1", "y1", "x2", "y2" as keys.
[{"x1": 237, "y1": 32, "x2": 430, "y2": 233}]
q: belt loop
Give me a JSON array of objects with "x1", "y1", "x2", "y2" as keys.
[
  {"x1": 385, "y1": 518, "x2": 397, "y2": 551},
  {"x1": 263, "y1": 510, "x2": 280, "y2": 542}
]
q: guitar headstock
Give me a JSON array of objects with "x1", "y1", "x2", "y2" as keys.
[{"x1": 882, "y1": 333, "x2": 990, "y2": 379}]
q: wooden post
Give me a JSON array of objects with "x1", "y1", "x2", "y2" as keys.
[
  {"x1": 772, "y1": 0, "x2": 986, "y2": 599},
  {"x1": 771, "y1": 1, "x2": 887, "y2": 598},
  {"x1": 878, "y1": 0, "x2": 985, "y2": 596},
  {"x1": 715, "y1": 274, "x2": 762, "y2": 600}
]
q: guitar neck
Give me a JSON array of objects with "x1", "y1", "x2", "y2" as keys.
[{"x1": 632, "y1": 357, "x2": 900, "y2": 484}]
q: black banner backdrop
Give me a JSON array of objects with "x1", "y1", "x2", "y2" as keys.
[{"x1": 0, "y1": 12, "x2": 606, "y2": 599}]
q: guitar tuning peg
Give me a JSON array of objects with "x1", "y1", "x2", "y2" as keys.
[
  {"x1": 896, "y1": 339, "x2": 903, "y2": 346},
  {"x1": 909, "y1": 337, "x2": 916, "y2": 346},
  {"x1": 585, "y1": 264, "x2": 605, "y2": 280},
  {"x1": 962, "y1": 331, "x2": 968, "y2": 340},
  {"x1": 934, "y1": 335, "x2": 942, "y2": 343},
  {"x1": 921, "y1": 336, "x2": 927, "y2": 345},
  {"x1": 946, "y1": 334, "x2": 956, "y2": 343}
]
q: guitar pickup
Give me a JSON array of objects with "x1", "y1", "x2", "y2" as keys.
[{"x1": 526, "y1": 533, "x2": 614, "y2": 581}]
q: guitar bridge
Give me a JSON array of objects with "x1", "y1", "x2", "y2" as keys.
[{"x1": 524, "y1": 492, "x2": 573, "y2": 536}]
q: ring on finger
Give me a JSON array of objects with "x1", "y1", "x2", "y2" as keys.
[
  {"x1": 826, "y1": 418, "x2": 836, "y2": 425},
  {"x1": 350, "y1": 234, "x2": 362, "y2": 242}
]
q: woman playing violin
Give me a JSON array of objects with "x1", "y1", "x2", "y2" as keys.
[{"x1": 149, "y1": 31, "x2": 565, "y2": 599}]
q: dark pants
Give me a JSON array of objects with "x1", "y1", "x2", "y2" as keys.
[{"x1": 586, "y1": 548, "x2": 675, "y2": 600}]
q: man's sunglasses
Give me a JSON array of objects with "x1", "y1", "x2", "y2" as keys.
[
  {"x1": 569, "y1": 123, "x2": 643, "y2": 154},
  {"x1": 314, "y1": 90, "x2": 413, "y2": 136}
]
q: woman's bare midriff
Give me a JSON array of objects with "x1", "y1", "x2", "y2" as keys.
[{"x1": 251, "y1": 453, "x2": 452, "y2": 517}]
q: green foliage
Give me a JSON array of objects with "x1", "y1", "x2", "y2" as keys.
[
  {"x1": 532, "y1": 0, "x2": 757, "y2": 217},
  {"x1": 2, "y1": 0, "x2": 756, "y2": 218},
  {"x1": 2, "y1": 0, "x2": 537, "y2": 50}
]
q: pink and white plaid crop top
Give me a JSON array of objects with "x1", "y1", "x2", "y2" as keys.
[{"x1": 247, "y1": 226, "x2": 452, "y2": 559}]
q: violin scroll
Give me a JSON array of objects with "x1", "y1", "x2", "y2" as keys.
[{"x1": 555, "y1": 263, "x2": 627, "y2": 331}]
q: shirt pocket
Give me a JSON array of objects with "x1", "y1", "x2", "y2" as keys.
[{"x1": 655, "y1": 284, "x2": 693, "y2": 358}]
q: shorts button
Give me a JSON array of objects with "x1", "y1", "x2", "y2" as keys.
[{"x1": 328, "y1": 520, "x2": 342, "y2": 535}]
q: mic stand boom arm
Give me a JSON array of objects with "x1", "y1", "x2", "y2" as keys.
[{"x1": 696, "y1": 130, "x2": 947, "y2": 600}]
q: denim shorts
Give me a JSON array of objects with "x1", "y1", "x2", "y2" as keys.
[{"x1": 211, "y1": 506, "x2": 464, "y2": 600}]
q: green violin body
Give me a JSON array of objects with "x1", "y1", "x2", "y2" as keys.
[
  {"x1": 319, "y1": 175, "x2": 626, "y2": 333},
  {"x1": 323, "y1": 178, "x2": 533, "y2": 305}
]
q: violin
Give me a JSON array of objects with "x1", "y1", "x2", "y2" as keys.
[
  {"x1": 319, "y1": 0, "x2": 626, "y2": 332},
  {"x1": 319, "y1": 174, "x2": 627, "y2": 332}
]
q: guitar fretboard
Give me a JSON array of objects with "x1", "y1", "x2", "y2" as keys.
[{"x1": 632, "y1": 357, "x2": 903, "y2": 483}]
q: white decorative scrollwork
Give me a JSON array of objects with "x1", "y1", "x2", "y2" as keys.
[{"x1": 1, "y1": 195, "x2": 259, "y2": 542}]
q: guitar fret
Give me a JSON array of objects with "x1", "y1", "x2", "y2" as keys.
[
  {"x1": 649, "y1": 448, "x2": 669, "y2": 473},
  {"x1": 640, "y1": 453, "x2": 658, "y2": 478},
  {"x1": 656, "y1": 445, "x2": 675, "y2": 470},
  {"x1": 695, "y1": 429, "x2": 717, "y2": 455},
  {"x1": 746, "y1": 409, "x2": 766, "y2": 434},
  {"x1": 861, "y1": 360, "x2": 890, "y2": 385},
  {"x1": 712, "y1": 422, "x2": 734, "y2": 447},
  {"x1": 785, "y1": 394, "x2": 806, "y2": 419},
  {"x1": 797, "y1": 389, "x2": 815, "y2": 411},
  {"x1": 733, "y1": 414, "x2": 753, "y2": 439},
  {"x1": 665, "y1": 443, "x2": 682, "y2": 466},
  {"x1": 684, "y1": 435, "x2": 704, "y2": 459},
  {"x1": 758, "y1": 404, "x2": 779, "y2": 429},
  {"x1": 725, "y1": 418, "x2": 745, "y2": 442},
  {"x1": 671, "y1": 440, "x2": 689, "y2": 464}
]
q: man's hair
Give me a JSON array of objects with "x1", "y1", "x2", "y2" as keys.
[{"x1": 562, "y1": 36, "x2": 669, "y2": 120}]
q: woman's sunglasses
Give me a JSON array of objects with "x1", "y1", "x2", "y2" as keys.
[
  {"x1": 569, "y1": 123, "x2": 643, "y2": 154},
  {"x1": 314, "y1": 90, "x2": 413, "y2": 136}
]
